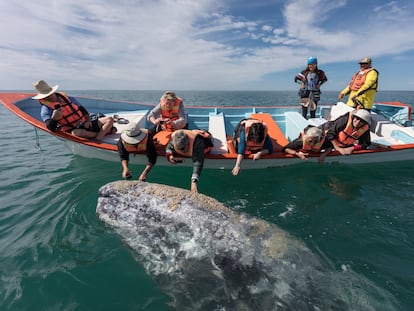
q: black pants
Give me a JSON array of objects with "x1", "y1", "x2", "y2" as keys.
[{"x1": 301, "y1": 104, "x2": 317, "y2": 119}]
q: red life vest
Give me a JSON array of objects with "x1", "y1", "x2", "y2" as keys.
[
  {"x1": 337, "y1": 113, "x2": 369, "y2": 147},
  {"x1": 122, "y1": 135, "x2": 148, "y2": 153},
  {"x1": 300, "y1": 130, "x2": 326, "y2": 152},
  {"x1": 349, "y1": 67, "x2": 377, "y2": 91},
  {"x1": 237, "y1": 119, "x2": 268, "y2": 152},
  {"x1": 160, "y1": 97, "x2": 183, "y2": 131},
  {"x1": 39, "y1": 92, "x2": 87, "y2": 132},
  {"x1": 172, "y1": 129, "x2": 212, "y2": 157}
]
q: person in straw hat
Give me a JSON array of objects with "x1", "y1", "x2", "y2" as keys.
[
  {"x1": 283, "y1": 125, "x2": 332, "y2": 163},
  {"x1": 32, "y1": 80, "x2": 114, "y2": 140},
  {"x1": 118, "y1": 122, "x2": 157, "y2": 181},
  {"x1": 338, "y1": 57, "x2": 379, "y2": 111},
  {"x1": 147, "y1": 91, "x2": 188, "y2": 134}
]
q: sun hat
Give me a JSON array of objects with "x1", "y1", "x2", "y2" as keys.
[
  {"x1": 163, "y1": 91, "x2": 177, "y2": 101},
  {"x1": 307, "y1": 56, "x2": 318, "y2": 65},
  {"x1": 173, "y1": 130, "x2": 189, "y2": 152},
  {"x1": 358, "y1": 57, "x2": 372, "y2": 64},
  {"x1": 121, "y1": 123, "x2": 147, "y2": 144},
  {"x1": 353, "y1": 109, "x2": 371, "y2": 126},
  {"x1": 32, "y1": 80, "x2": 59, "y2": 99}
]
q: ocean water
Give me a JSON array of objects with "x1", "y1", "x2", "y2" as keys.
[{"x1": 1, "y1": 90, "x2": 414, "y2": 311}]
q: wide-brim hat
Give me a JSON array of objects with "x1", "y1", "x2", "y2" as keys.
[
  {"x1": 121, "y1": 123, "x2": 147, "y2": 144},
  {"x1": 32, "y1": 80, "x2": 59, "y2": 99}
]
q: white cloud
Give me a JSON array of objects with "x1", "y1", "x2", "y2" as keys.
[{"x1": 1, "y1": 0, "x2": 414, "y2": 90}]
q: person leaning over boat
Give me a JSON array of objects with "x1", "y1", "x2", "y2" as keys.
[
  {"x1": 338, "y1": 57, "x2": 379, "y2": 111},
  {"x1": 282, "y1": 126, "x2": 332, "y2": 163},
  {"x1": 147, "y1": 91, "x2": 188, "y2": 134},
  {"x1": 294, "y1": 56, "x2": 328, "y2": 119},
  {"x1": 117, "y1": 123, "x2": 157, "y2": 181},
  {"x1": 231, "y1": 118, "x2": 273, "y2": 176},
  {"x1": 324, "y1": 109, "x2": 371, "y2": 155},
  {"x1": 32, "y1": 80, "x2": 114, "y2": 140},
  {"x1": 165, "y1": 129, "x2": 213, "y2": 193}
]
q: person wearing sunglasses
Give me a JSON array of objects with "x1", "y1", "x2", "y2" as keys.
[
  {"x1": 338, "y1": 57, "x2": 379, "y2": 111},
  {"x1": 325, "y1": 109, "x2": 371, "y2": 155}
]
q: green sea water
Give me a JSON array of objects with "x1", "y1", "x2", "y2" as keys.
[{"x1": 1, "y1": 91, "x2": 414, "y2": 310}]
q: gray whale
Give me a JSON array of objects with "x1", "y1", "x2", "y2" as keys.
[{"x1": 96, "y1": 181, "x2": 397, "y2": 311}]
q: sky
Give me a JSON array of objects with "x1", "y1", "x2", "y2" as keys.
[{"x1": 1, "y1": 0, "x2": 414, "y2": 91}]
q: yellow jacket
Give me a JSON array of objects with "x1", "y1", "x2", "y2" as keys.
[{"x1": 340, "y1": 68, "x2": 378, "y2": 110}]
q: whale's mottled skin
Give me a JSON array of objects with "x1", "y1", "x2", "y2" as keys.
[{"x1": 96, "y1": 181, "x2": 397, "y2": 311}]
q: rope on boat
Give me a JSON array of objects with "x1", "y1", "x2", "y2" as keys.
[{"x1": 34, "y1": 128, "x2": 45, "y2": 152}]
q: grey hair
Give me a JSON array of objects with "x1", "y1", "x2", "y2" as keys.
[{"x1": 305, "y1": 126, "x2": 322, "y2": 141}]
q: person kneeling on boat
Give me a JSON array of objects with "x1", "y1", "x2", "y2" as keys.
[
  {"x1": 283, "y1": 126, "x2": 332, "y2": 163},
  {"x1": 232, "y1": 118, "x2": 273, "y2": 176},
  {"x1": 165, "y1": 129, "x2": 213, "y2": 193},
  {"x1": 118, "y1": 123, "x2": 157, "y2": 181},
  {"x1": 325, "y1": 109, "x2": 371, "y2": 155},
  {"x1": 33, "y1": 80, "x2": 114, "y2": 140},
  {"x1": 147, "y1": 91, "x2": 188, "y2": 135}
]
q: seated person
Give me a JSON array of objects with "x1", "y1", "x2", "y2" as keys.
[
  {"x1": 165, "y1": 129, "x2": 213, "y2": 193},
  {"x1": 231, "y1": 118, "x2": 273, "y2": 176},
  {"x1": 33, "y1": 80, "x2": 114, "y2": 140},
  {"x1": 325, "y1": 109, "x2": 371, "y2": 155},
  {"x1": 147, "y1": 91, "x2": 187, "y2": 134},
  {"x1": 117, "y1": 123, "x2": 157, "y2": 181},
  {"x1": 283, "y1": 126, "x2": 332, "y2": 163}
]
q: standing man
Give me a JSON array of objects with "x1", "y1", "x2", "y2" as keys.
[
  {"x1": 294, "y1": 56, "x2": 328, "y2": 119},
  {"x1": 338, "y1": 57, "x2": 379, "y2": 111}
]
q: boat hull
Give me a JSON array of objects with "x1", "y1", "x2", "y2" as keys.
[{"x1": 1, "y1": 92, "x2": 414, "y2": 169}]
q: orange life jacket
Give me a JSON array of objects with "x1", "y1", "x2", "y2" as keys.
[
  {"x1": 122, "y1": 135, "x2": 149, "y2": 153},
  {"x1": 172, "y1": 129, "x2": 212, "y2": 157},
  {"x1": 160, "y1": 97, "x2": 183, "y2": 131},
  {"x1": 300, "y1": 130, "x2": 326, "y2": 152},
  {"x1": 39, "y1": 92, "x2": 87, "y2": 132},
  {"x1": 349, "y1": 67, "x2": 378, "y2": 91},
  {"x1": 237, "y1": 119, "x2": 268, "y2": 152},
  {"x1": 337, "y1": 113, "x2": 369, "y2": 147}
]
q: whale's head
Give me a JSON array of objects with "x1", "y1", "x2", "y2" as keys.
[{"x1": 97, "y1": 181, "x2": 398, "y2": 311}]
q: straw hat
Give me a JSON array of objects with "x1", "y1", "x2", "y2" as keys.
[
  {"x1": 121, "y1": 123, "x2": 147, "y2": 144},
  {"x1": 32, "y1": 80, "x2": 59, "y2": 99}
]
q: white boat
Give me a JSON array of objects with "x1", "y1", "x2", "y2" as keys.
[{"x1": 1, "y1": 92, "x2": 413, "y2": 169}]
